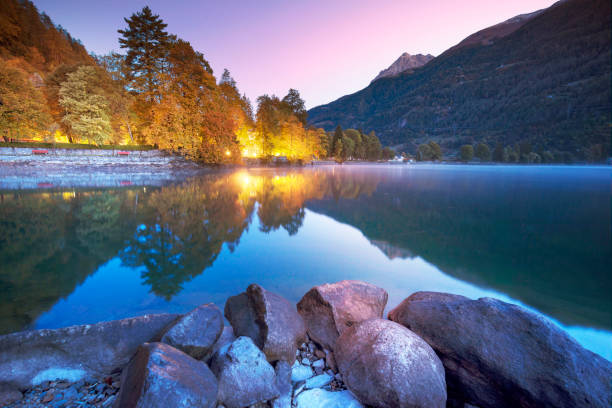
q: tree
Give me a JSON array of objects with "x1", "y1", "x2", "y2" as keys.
[
  {"x1": 281, "y1": 88, "x2": 307, "y2": 125},
  {"x1": 428, "y1": 141, "x2": 442, "y2": 161},
  {"x1": 332, "y1": 125, "x2": 343, "y2": 156},
  {"x1": 364, "y1": 131, "x2": 382, "y2": 160},
  {"x1": 333, "y1": 137, "x2": 343, "y2": 162},
  {"x1": 59, "y1": 66, "x2": 112, "y2": 144},
  {"x1": 382, "y1": 147, "x2": 395, "y2": 160},
  {"x1": 492, "y1": 142, "x2": 504, "y2": 162},
  {"x1": 0, "y1": 60, "x2": 50, "y2": 141},
  {"x1": 459, "y1": 145, "x2": 473, "y2": 162},
  {"x1": 475, "y1": 143, "x2": 491, "y2": 161},
  {"x1": 144, "y1": 38, "x2": 239, "y2": 162},
  {"x1": 417, "y1": 143, "x2": 432, "y2": 161},
  {"x1": 118, "y1": 6, "x2": 170, "y2": 98},
  {"x1": 505, "y1": 146, "x2": 519, "y2": 162}
]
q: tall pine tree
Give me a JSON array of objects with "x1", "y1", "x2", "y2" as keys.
[{"x1": 118, "y1": 6, "x2": 169, "y2": 98}]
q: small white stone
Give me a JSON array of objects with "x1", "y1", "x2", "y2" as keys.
[
  {"x1": 312, "y1": 359, "x2": 324, "y2": 368},
  {"x1": 295, "y1": 389, "x2": 364, "y2": 408},
  {"x1": 304, "y1": 373, "x2": 333, "y2": 389},
  {"x1": 291, "y1": 365, "x2": 313, "y2": 383}
]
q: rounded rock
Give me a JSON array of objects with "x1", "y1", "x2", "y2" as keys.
[{"x1": 335, "y1": 318, "x2": 446, "y2": 408}]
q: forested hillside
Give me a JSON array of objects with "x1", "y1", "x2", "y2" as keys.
[
  {"x1": 0, "y1": 0, "x2": 91, "y2": 71},
  {"x1": 308, "y1": 0, "x2": 611, "y2": 161}
]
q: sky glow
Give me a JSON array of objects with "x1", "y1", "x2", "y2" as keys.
[{"x1": 34, "y1": 0, "x2": 557, "y2": 108}]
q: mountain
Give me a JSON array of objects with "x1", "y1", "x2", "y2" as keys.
[
  {"x1": 308, "y1": 0, "x2": 611, "y2": 160},
  {"x1": 372, "y1": 53, "x2": 434, "y2": 82},
  {"x1": 446, "y1": 9, "x2": 545, "y2": 53}
]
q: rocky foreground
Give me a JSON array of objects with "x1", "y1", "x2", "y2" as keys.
[{"x1": 0, "y1": 280, "x2": 610, "y2": 408}]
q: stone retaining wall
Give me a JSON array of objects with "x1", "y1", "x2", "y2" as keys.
[{"x1": 0, "y1": 147, "x2": 171, "y2": 165}]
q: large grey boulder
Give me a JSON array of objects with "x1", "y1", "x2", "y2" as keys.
[
  {"x1": 115, "y1": 342, "x2": 217, "y2": 408},
  {"x1": 224, "y1": 284, "x2": 306, "y2": 363},
  {"x1": 335, "y1": 318, "x2": 446, "y2": 408},
  {"x1": 160, "y1": 303, "x2": 223, "y2": 360},
  {"x1": 0, "y1": 313, "x2": 179, "y2": 389},
  {"x1": 297, "y1": 280, "x2": 388, "y2": 350},
  {"x1": 204, "y1": 325, "x2": 236, "y2": 364},
  {"x1": 388, "y1": 292, "x2": 612, "y2": 408},
  {"x1": 210, "y1": 336, "x2": 279, "y2": 408}
]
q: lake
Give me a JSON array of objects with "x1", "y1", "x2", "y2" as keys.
[{"x1": 0, "y1": 164, "x2": 610, "y2": 360}]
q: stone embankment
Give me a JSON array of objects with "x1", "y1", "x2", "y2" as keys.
[
  {"x1": 0, "y1": 147, "x2": 204, "y2": 189},
  {"x1": 0, "y1": 281, "x2": 610, "y2": 408}
]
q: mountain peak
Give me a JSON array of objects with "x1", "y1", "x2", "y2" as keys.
[{"x1": 372, "y1": 53, "x2": 434, "y2": 83}]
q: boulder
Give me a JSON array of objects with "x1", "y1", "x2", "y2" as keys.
[
  {"x1": 160, "y1": 303, "x2": 223, "y2": 360},
  {"x1": 210, "y1": 336, "x2": 279, "y2": 408},
  {"x1": 224, "y1": 284, "x2": 306, "y2": 363},
  {"x1": 388, "y1": 292, "x2": 612, "y2": 408},
  {"x1": 272, "y1": 360, "x2": 292, "y2": 408},
  {"x1": 335, "y1": 318, "x2": 446, "y2": 408},
  {"x1": 205, "y1": 326, "x2": 236, "y2": 364},
  {"x1": 295, "y1": 389, "x2": 364, "y2": 408},
  {"x1": 0, "y1": 313, "x2": 179, "y2": 389},
  {"x1": 297, "y1": 280, "x2": 388, "y2": 350},
  {"x1": 115, "y1": 342, "x2": 217, "y2": 408}
]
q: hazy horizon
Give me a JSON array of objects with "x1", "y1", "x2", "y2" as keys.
[{"x1": 33, "y1": 0, "x2": 557, "y2": 109}]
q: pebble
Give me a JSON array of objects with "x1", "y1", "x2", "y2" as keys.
[
  {"x1": 5, "y1": 374, "x2": 122, "y2": 408},
  {"x1": 304, "y1": 374, "x2": 333, "y2": 389}
]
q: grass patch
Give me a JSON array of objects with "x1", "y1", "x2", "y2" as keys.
[{"x1": 0, "y1": 142, "x2": 156, "y2": 151}]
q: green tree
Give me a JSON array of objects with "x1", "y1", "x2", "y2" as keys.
[
  {"x1": 492, "y1": 142, "x2": 505, "y2": 162},
  {"x1": 281, "y1": 88, "x2": 307, "y2": 125},
  {"x1": 332, "y1": 125, "x2": 343, "y2": 157},
  {"x1": 59, "y1": 66, "x2": 112, "y2": 144},
  {"x1": 505, "y1": 146, "x2": 519, "y2": 162},
  {"x1": 459, "y1": 145, "x2": 474, "y2": 162},
  {"x1": 118, "y1": 6, "x2": 170, "y2": 98},
  {"x1": 428, "y1": 141, "x2": 442, "y2": 160},
  {"x1": 333, "y1": 137, "x2": 343, "y2": 162},
  {"x1": 365, "y1": 131, "x2": 382, "y2": 160},
  {"x1": 382, "y1": 147, "x2": 395, "y2": 160},
  {"x1": 341, "y1": 135, "x2": 355, "y2": 160},
  {"x1": 417, "y1": 143, "x2": 432, "y2": 161},
  {"x1": 475, "y1": 143, "x2": 491, "y2": 161}
]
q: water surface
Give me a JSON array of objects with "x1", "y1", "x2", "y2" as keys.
[{"x1": 1, "y1": 164, "x2": 610, "y2": 360}]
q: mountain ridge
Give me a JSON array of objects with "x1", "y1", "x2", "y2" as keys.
[
  {"x1": 372, "y1": 53, "x2": 434, "y2": 83},
  {"x1": 308, "y1": 0, "x2": 611, "y2": 160}
]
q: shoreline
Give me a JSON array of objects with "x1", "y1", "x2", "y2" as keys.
[{"x1": 0, "y1": 281, "x2": 610, "y2": 408}]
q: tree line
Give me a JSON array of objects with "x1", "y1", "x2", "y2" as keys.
[
  {"x1": 413, "y1": 140, "x2": 593, "y2": 163},
  {"x1": 0, "y1": 2, "x2": 396, "y2": 164}
]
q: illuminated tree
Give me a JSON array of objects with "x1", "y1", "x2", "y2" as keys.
[
  {"x1": 59, "y1": 65, "x2": 112, "y2": 144},
  {"x1": 0, "y1": 60, "x2": 50, "y2": 141}
]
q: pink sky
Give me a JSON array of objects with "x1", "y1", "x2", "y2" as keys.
[{"x1": 35, "y1": 0, "x2": 557, "y2": 108}]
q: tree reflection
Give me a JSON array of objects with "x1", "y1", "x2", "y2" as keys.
[{"x1": 0, "y1": 169, "x2": 381, "y2": 333}]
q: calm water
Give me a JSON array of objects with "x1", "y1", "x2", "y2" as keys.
[{"x1": 1, "y1": 165, "x2": 610, "y2": 360}]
